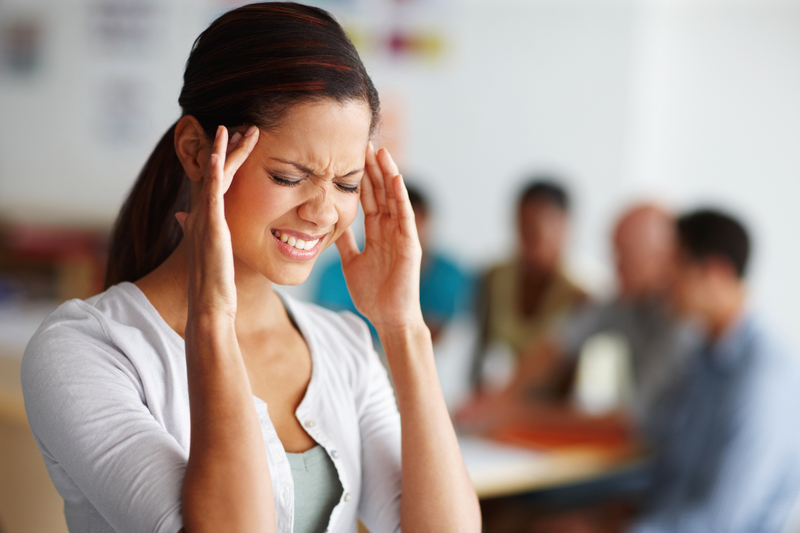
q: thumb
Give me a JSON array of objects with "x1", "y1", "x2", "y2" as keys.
[{"x1": 335, "y1": 227, "x2": 360, "y2": 265}]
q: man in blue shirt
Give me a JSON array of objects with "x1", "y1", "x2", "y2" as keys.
[
  {"x1": 631, "y1": 209, "x2": 800, "y2": 532},
  {"x1": 314, "y1": 184, "x2": 472, "y2": 344}
]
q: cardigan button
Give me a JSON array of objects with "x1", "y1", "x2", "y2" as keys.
[
  {"x1": 343, "y1": 492, "x2": 350, "y2": 502},
  {"x1": 304, "y1": 420, "x2": 316, "y2": 428},
  {"x1": 330, "y1": 449, "x2": 339, "y2": 459}
]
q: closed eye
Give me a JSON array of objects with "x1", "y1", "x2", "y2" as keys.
[
  {"x1": 336, "y1": 182, "x2": 359, "y2": 193},
  {"x1": 270, "y1": 173, "x2": 301, "y2": 187}
]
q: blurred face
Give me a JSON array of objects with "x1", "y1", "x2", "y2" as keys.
[
  {"x1": 672, "y1": 250, "x2": 713, "y2": 319},
  {"x1": 613, "y1": 223, "x2": 675, "y2": 300},
  {"x1": 518, "y1": 200, "x2": 567, "y2": 273},
  {"x1": 223, "y1": 99, "x2": 372, "y2": 285}
]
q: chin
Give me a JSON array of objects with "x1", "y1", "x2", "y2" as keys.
[{"x1": 267, "y1": 264, "x2": 316, "y2": 287}]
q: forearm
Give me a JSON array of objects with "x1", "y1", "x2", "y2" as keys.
[
  {"x1": 378, "y1": 321, "x2": 481, "y2": 532},
  {"x1": 182, "y1": 314, "x2": 275, "y2": 533}
]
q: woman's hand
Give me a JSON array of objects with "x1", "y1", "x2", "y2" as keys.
[
  {"x1": 335, "y1": 143, "x2": 424, "y2": 331},
  {"x1": 176, "y1": 124, "x2": 276, "y2": 533},
  {"x1": 175, "y1": 125, "x2": 259, "y2": 320}
]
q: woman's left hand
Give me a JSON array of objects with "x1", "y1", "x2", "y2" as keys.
[{"x1": 335, "y1": 143, "x2": 424, "y2": 332}]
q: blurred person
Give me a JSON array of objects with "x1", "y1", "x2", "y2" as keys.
[
  {"x1": 629, "y1": 209, "x2": 800, "y2": 532},
  {"x1": 315, "y1": 183, "x2": 474, "y2": 344},
  {"x1": 471, "y1": 179, "x2": 587, "y2": 391},
  {"x1": 20, "y1": 4, "x2": 480, "y2": 533},
  {"x1": 514, "y1": 204, "x2": 697, "y2": 426}
]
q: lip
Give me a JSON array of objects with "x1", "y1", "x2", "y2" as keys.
[
  {"x1": 273, "y1": 228, "x2": 327, "y2": 242},
  {"x1": 271, "y1": 229, "x2": 327, "y2": 261}
]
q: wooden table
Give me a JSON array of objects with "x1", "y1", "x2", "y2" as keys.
[
  {"x1": 458, "y1": 389, "x2": 648, "y2": 503},
  {"x1": 461, "y1": 434, "x2": 647, "y2": 501}
]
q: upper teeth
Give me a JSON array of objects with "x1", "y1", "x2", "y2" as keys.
[{"x1": 273, "y1": 231, "x2": 319, "y2": 251}]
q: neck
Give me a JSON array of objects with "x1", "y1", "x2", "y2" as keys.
[{"x1": 135, "y1": 239, "x2": 285, "y2": 338}]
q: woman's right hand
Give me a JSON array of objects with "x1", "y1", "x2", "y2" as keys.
[
  {"x1": 177, "y1": 123, "x2": 275, "y2": 533},
  {"x1": 175, "y1": 124, "x2": 259, "y2": 320}
]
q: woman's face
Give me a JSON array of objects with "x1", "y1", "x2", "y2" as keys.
[{"x1": 223, "y1": 99, "x2": 372, "y2": 286}]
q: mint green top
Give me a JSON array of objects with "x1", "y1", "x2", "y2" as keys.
[{"x1": 285, "y1": 445, "x2": 344, "y2": 533}]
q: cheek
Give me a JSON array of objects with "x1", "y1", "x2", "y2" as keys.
[
  {"x1": 225, "y1": 174, "x2": 289, "y2": 236},
  {"x1": 336, "y1": 194, "x2": 360, "y2": 229}
]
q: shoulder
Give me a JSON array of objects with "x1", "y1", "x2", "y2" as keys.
[
  {"x1": 481, "y1": 260, "x2": 515, "y2": 290},
  {"x1": 485, "y1": 260, "x2": 513, "y2": 278},
  {"x1": 25, "y1": 283, "x2": 154, "y2": 350},
  {"x1": 724, "y1": 315, "x2": 800, "y2": 422},
  {"x1": 23, "y1": 285, "x2": 125, "y2": 364},
  {"x1": 554, "y1": 270, "x2": 588, "y2": 300},
  {"x1": 22, "y1": 283, "x2": 173, "y2": 396}
]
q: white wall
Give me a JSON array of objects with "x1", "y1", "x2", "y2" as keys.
[{"x1": 1, "y1": 0, "x2": 799, "y2": 343}]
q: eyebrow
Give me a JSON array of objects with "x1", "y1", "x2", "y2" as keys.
[{"x1": 271, "y1": 158, "x2": 364, "y2": 179}]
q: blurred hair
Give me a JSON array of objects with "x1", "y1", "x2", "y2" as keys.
[
  {"x1": 404, "y1": 183, "x2": 429, "y2": 214},
  {"x1": 517, "y1": 178, "x2": 570, "y2": 213},
  {"x1": 677, "y1": 209, "x2": 750, "y2": 278},
  {"x1": 104, "y1": 2, "x2": 380, "y2": 289}
]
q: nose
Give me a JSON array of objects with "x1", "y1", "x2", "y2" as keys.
[{"x1": 297, "y1": 184, "x2": 338, "y2": 229}]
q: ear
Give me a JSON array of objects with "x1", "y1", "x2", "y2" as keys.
[{"x1": 174, "y1": 116, "x2": 210, "y2": 183}]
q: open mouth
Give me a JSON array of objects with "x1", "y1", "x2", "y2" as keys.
[{"x1": 271, "y1": 230, "x2": 320, "y2": 251}]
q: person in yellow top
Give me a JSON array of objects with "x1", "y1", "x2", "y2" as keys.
[{"x1": 471, "y1": 179, "x2": 587, "y2": 392}]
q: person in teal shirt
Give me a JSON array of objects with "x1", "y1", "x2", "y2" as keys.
[{"x1": 315, "y1": 184, "x2": 473, "y2": 344}]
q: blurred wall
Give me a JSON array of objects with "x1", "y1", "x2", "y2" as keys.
[{"x1": 1, "y1": 0, "x2": 799, "y2": 343}]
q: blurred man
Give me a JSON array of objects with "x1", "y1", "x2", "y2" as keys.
[
  {"x1": 553, "y1": 204, "x2": 696, "y2": 426},
  {"x1": 314, "y1": 184, "x2": 472, "y2": 344},
  {"x1": 471, "y1": 179, "x2": 586, "y2": 390},
  {"x1": 630, "y1": 209, "x2": 800, "y2": 532},
  {"x1": 462, "y1": 204, "x2": 694, "y2": 435}
]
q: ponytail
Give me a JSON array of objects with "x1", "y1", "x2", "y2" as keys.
[{"x1": 104, "y1": 122, "x2": 189, "y2": 289}]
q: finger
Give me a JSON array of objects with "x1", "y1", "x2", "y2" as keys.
[
  {"x1": 377, "y1": 148, "x2": 401, "y2": 220},
  {"x1": 365, "y1": 142, "x2": 387, "y2": 214},
  {"x1": 376, "y1": 147, "x2": 401, "y2": 180},
  {"x1": 360, "y1": 143, "x2": 379, "y2": 216},
  {"x1": 222, "y1": 125, "x2": 259, "y2": 191},
  {"x1": 334, "y1": 227, "x2": 360, "y2": 265},
  {"x1": 227, "y1": 131, "x2": 243, "y2": 152},
  {"x1": 206, "y1": 126, "x2": 228, "y2": 199},
  {"x1": 393, "y1": 174, "x2": 419, "y2": 239}
]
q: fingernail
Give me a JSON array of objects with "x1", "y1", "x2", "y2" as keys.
[
  {"x1": 229, "y1": 131, "x2": 242, "y2": 145},
  {"x1": 216, "y1": 125, "x2": 224, "y2": 137},
  {"x1": 244, "y1": 125, "x2": 257, "y2": 137}
]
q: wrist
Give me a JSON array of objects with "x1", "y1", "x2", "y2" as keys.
[
  {"x1": 186, "y1": 310, "x2": 237, "y2": 339},
  {"x1": 374, "y1": 316, "x2": 429, "y2": 345}
]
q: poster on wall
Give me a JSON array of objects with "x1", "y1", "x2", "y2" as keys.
[
  {"x1": 85, "y1": 0, "x2": 166, "y2": 148},
  {"x1": 87, "y1": 0, "x2": 163, "y2": 58},
  {"x1": 0, "y1": 14, "x2": 45, "y2": 78}
]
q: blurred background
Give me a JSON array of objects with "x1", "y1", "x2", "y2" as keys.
[
  {"x1": 2, "y1": 0, "x2": 799, "y2": 338},
  {"x1": 0, "y1": 0, "x2": 799, "y2": 531}
]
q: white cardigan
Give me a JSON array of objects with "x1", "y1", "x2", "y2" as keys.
[{"x1": 21, "y1": 283, "x2": 402, "y2": 533}]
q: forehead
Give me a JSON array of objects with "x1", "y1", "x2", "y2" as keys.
[
  {"x1": 519, "y1": 200, "x2": 566, "y2": 222},
  {"x1": 251, "y1": 99, "x2": 372, "y2": 173}
]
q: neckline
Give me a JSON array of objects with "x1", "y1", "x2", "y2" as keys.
[{"x1": 115, "y1": 281, "x2": 320, "y2": 409}]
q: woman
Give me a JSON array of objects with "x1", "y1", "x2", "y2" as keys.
[{"x1": 21, "y1": 3, "x2": 480, "y2": 532}]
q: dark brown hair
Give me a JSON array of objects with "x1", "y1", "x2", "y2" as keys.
[
  {"x1": 104, "y1": 2, "x2": 380, "y2": 288},
  {"x1": 677, "y1": 209, "x2": 750, "y2": 278}
]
